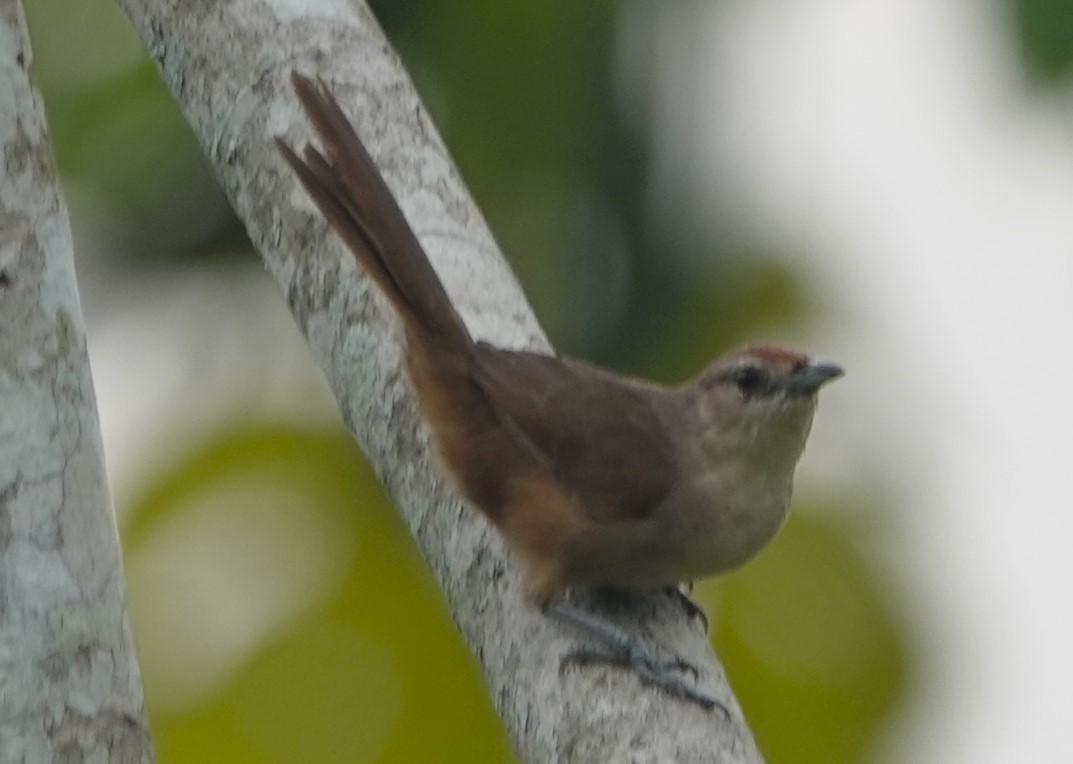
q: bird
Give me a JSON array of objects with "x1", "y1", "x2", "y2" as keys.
[{"x1": 276, "y1": 71, "x2": 842, "y2": 708}]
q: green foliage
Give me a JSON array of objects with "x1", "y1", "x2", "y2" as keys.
[
  {"x1": 1007, "y1": 0, "x2": 1073, "y2": 83},
  {"x1": 711, "y1": 513, "x2": 911, "y2": 763},
  {"x1": 125, "y1": 427, "x2": 514, "y2": 763},
  {"x1": 25, "y1": 0, "x2": 240, "y2": 260}
]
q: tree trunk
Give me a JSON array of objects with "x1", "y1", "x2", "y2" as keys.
[{"x1": 0, "y1": 2, "x2": 154, "y2": 761}]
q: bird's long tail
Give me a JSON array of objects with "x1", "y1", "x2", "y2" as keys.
[
  {"x1": 278, "y1": 72, "x2": 519, "y2": 515},
  {"x1": 276, "y1": 72, "x2": 471, "y2": 354}
]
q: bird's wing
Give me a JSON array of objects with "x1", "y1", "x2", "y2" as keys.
[{"x1": 470, "y1": 343, "x2": 677, "y2": 522}]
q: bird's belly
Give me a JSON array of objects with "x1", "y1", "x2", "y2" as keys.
[
  {"x1": 654, "y1": 473, "x2": 791, "y2": 582},
  {"x1": 562, "y1": 470, "x2": 793, "y2": 589}
]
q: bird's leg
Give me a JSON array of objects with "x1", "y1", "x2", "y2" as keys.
[
  {"x1": 545, "y1": 601, "x2": 724, "y2": 712},
  {"x1": 663, "y1": 582, "x2": 710, "y2": 633}
]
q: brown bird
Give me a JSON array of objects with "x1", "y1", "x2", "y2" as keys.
[{"x1": 277, "y1": 72, "x2": 842, "y2": 708}]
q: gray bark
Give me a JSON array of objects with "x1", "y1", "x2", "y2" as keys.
[
  {"x1": 112, "y1": 0, "x2": 763, "y2": 760},
  {"x1": 0, "y1": 2, "x2": 154, "y2": 762}
]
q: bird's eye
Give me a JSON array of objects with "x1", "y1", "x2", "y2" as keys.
[{"x1": 734, "y1": 366, "x2": 768, "y2": 395}]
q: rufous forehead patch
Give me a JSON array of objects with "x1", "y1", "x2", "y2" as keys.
[{"x1": 733, "y1": 344, "x2": 810, "y2": 369}]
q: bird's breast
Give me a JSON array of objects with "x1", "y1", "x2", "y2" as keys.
[{"x1": 654, "y1": 464, "x2": 793, "y2": 580}]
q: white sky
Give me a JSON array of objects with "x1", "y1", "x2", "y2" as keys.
[{"x1": 673, "y1": 1, "x2": 1073, "y2": 761}]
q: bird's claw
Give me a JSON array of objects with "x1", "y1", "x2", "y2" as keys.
[
  {"x1": 664, "y1": 584, "x2": 710, "y2": 633},
  {"x1": 562, "y1": 645, "x2": 724, "y2": 713},
  {"x1": 547, "y1": 601, "x2": 728, "y2": 714}
]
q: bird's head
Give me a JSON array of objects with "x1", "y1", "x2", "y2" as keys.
[{"x1": 693, "y1": 345, "x2": 843, "y2": 464}]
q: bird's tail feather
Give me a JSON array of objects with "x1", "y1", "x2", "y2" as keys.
[{"x1": 276, "y1": 71, "x2": 471, "y2": 353}]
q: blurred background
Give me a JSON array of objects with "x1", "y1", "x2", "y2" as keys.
[{"x1": 21, "y1": 0, "x2": 1073, "y2": 761}]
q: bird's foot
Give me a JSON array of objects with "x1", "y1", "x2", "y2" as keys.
[
  {"x1": 663, "y1": 582, "x2": 710, "y2": 633},
  {"x1": 547, "y1": 602, "x2": 726, "y2": 714}
]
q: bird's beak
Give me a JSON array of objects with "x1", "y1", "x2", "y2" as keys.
[{"x1": 787, "y1": 361, "x2": 844, "y2": 396}]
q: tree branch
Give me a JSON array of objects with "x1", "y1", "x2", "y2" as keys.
[
  {"x1": 0, "y1": 2, "x2": 153, "y2": 761},
  {"x1": 111, "y1": 0, "x2": 763, "y2": 759}
]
